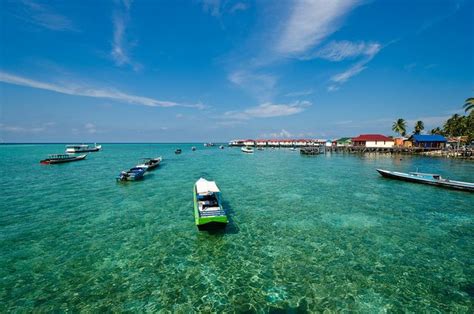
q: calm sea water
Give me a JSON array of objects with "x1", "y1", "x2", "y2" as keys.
[{"x1": 1, "y1": 143, "x2": 473, "y2": 312}]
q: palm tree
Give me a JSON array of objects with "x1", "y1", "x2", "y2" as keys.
[
  {"x1": 464, "y1": 97, "x2": 474, "y2": 113},
  {"x1": 414, "y1": 120, "x2": 424, "y2": 134},
  {"x1": 430, "y1": 127, "x2": 442, "y2": 135},
  {"x1": 392, "y1": 118, "x2": 407, "y2": 136}
]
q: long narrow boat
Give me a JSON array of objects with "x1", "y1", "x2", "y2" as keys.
[
  {"x1": 193, "y1": 178, "x2": 228, "y2": 230},
  {"x1": 241, "y1": 146, "x2": 254, "y2": 154},
  {"x1": 40, "y1": 154, "x2": 87, "y2": 164},
  {"x1": 116, "y1": 167, "x2": 146, "y2": 182},
  {"x1": 376, "y1": 169, "x2": 474, "y2": 192},
  {"x1": 136, "y1": 157, "x2": 162, "y2": 171}
]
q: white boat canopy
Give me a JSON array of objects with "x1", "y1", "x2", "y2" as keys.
[{"x1": 195, "y1": 178, "x2": 220, "y2": 194}]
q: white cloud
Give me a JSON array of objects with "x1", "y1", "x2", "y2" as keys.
[
  {"x1": 228, "y1": 70, "x2": 277, "y2": 102},
  {"x1": 285, "y1": 89, "x2": 314, "y2": 97},
  {"x1": 230, "y1": 2, "x2": 249, "y2": 13},
  {"x1": 19, "y1": 0, "x2": 76, "y2": 31},
  {"x1": 276, "y1": 0, "x2": 359, "y2": 56},
  {"x1": 224, "y1": 101, "x2": 311, "y2": 120},
  {"x1": 201, "y1": 0, "x2": 222, "y2": 17},
  {"x1": 328, "y1": 41, "x2": 382, "y2": 89},
  {"x1": 111, "y1": 0, "x2": 141, "y2": 70},
  {"x1": 330, "y1": 62, "x2": 366, "y2": 83},
  {"x1": 0, "y1": 122, "x2": 54, "y2": 133},
  {"x1": 84, "y1": 123, "x2": 97, "y2": 134},
  {"x1": 311, "y1": 40, "x2": 381, "y2": 61},
  {"x1": 269, "y1": 129, "x2": 293, "y2": 138},
  {"x1": 0, "y1": 71, "x2": 203, "y2": 109}
]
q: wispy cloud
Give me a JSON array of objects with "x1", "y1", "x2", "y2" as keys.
[
  {"x1": 276, "y1": 0, "x2": 359, "y2": 56},
  {"x1": 111, "y1": 0, "x2": 141, "y2": 70},
  {"x1": 285, "y1": 89, "x2": 314, "y2": 97},
  {"x1": 0, "y1": 71, "x2": 204, "y2": 109},
  {"x1": 228, "y1": 70, "x2": 278, "y2": 102},
  {"x1": 224, "y1": 101, "x2": 311, "y2": 120},
  {"x1": 309, "y1": 40, "x2": 381, "y2": 61},
  {"x1": 18, "y1": 0, "x2": 76, "y2": 31},
  {"x1": 200, "y1": 0, "x2": 222, "y2": 17},
  {"x1": 84, "y1": 123, "x2": 97, "y2": 134},
  {"x1": 230, "y1": 2, "x2": 249, "y2": 13},
  {"x1": 200, "y1": 0, "x2": 249, "y2": 17},
  {"x1": 0, "y1": 122, "x2": 55, "y2": 133},
  {"x1": 327, "y1": 41, "x2": 382, "y2": 90},
  {"x1": 330, "y1": 62, "x2": 366, "y2": 84},
  {"x1": 266, "y1": 129, "x2": 293, "y2": 138}
]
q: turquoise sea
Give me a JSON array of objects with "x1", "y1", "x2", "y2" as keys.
[{"x1": 1, "y1": 143, "x2": 473, "y2": 312}]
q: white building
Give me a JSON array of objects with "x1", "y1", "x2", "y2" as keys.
[{"x1": 352, "y1": 134, "x2": 394, "y2": 148}]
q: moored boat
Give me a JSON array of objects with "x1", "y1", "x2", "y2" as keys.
[
  {"x1": 40, "y1": 154, "x2": 87, "y2": 164},
  {"x1": 192, "y1": 146, "x2": 196, "y2": 151},
  {"x1": 116, "y1": 167, "x2": 146, "y2": 181},
  {"x1": 241, "y1": 146, "x2": 254, "y2": 154},
  {"x1": 136, "y1": 157, "x2": 162, "y2": 171},
  {"x1": 175, "y1": 149, "x2": 182, "y2": 154},
  {"x1": 193, "y1": 178, "x2": 228, "y2": 230},
  {"x1": 376, "y1": 169, "x2": 474, "y2": 192},
  {"x1": 219, "y1": 145, "x2": 224, "y2": 149},
  {"x1": 65, "y1": 143, "x2": 101, "y2": 153}
]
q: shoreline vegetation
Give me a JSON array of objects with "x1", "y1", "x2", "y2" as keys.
[{"x1": 230, "y1": 98, "x2": 474, "y2": 160}]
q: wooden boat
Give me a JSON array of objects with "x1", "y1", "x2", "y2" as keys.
[
  {"x1": 300, "y1": 146, "x2": 325, "y2": 155},
  {"x1": 136, "y1": 157, "x2": 162, "y2": 171},
  {"x1": 175, "y1": 149, "x2": 182, "y2": 154},
  {"x1": 376, "y1": 169, "x2": 474, "y2": 192},
  {"x1": 65, "y1": 144, "x2": 101, "y2": 153},
  {"x1": 241, "y1": 146, "x2": 254, "y2": 154},
  {"x1": 193, "y1": 178, "x2": 228, "y2": 230},
  {"x1": 40, "y1": 154, "x2": 87, "y2": 164},
  {"x1": 116, "y1": 167, "x2": 146, "y2": 181}
]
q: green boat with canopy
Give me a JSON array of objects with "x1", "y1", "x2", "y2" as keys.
[{"x1": 193, "y1": 178, "x2": 228, "y2": 230}]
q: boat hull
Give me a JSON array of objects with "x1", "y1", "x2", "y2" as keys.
[
  {"x1": 66, "y1": 147, "x2": 100, "y2": 153},
  {"x1": 40, "y1": 154, "x2": 87, "y2": 164},
  {"x1": 377, "y1": 169, "x2": 474, "y2": 192}
]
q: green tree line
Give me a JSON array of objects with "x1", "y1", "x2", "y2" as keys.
[{"x1": 392, "y1": 97, "x2": 474, "y2": 142}]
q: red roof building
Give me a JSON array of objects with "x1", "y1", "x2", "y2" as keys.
[{"x1": 352, "y1": 134, "x2": 394, "y2": 148}]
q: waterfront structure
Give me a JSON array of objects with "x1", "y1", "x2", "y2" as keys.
[
  {"x1": 352, "y1": 134, "x2": 395, "y2": 148},
  {"x1": 411, "y1": 134, "x2": 447, "y2": 148},
  {"x1": 229, "y1": 138, "x2": 330, "y2": 147},
  {"x1": 447, "y1": 136, "x2": 468, "y2": 149},
  {"x1": 334, "y1": 137, "x2": 352, "y2": 147},
  {"x1": 243, "y1": 139, "x2": 255, "y2": 146},
  {"x1": 255, "y1": 140, "x2": 267, "y2": 147}
]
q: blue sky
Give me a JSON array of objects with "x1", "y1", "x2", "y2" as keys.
[{"x1": 0, "y1": 0, "x2": 473, "y2": 142}]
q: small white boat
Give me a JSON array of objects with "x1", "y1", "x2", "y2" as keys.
[
  {"x1": 66, "y1": 143, "x2": 101, "y2": 153},
  {"x1": 241, "y1": 146, "x2": 254, "y2": 154}
]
